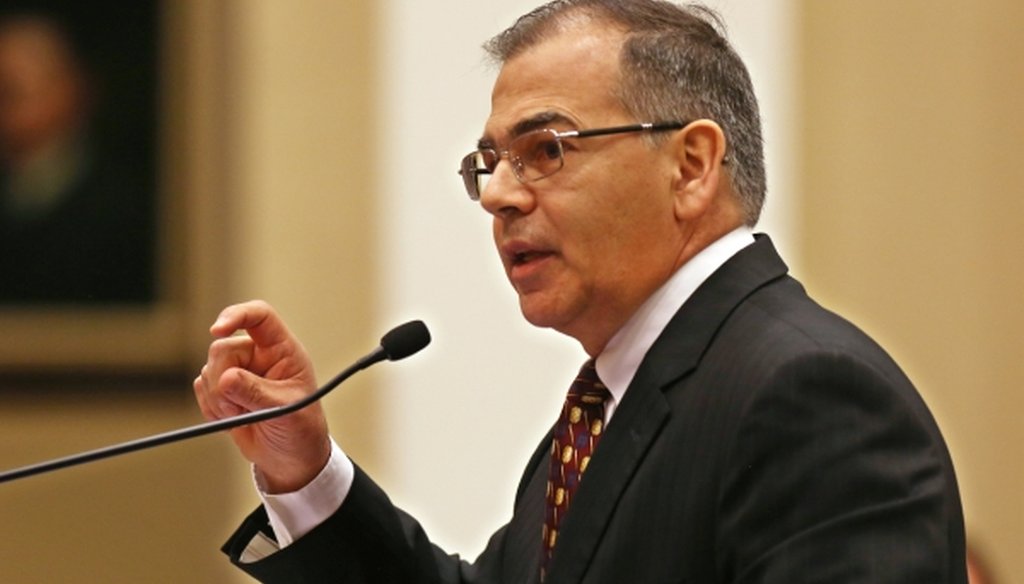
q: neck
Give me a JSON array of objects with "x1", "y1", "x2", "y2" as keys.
[{"x1": 572, "y1": 216, "x2": 747, "y2": 356}]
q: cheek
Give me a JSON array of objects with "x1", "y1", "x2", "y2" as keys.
[
  {"x1": 561, "y1": 196, "x2": 678, "y2": 294},
  {"x1": 569, "y1": 191, "x2": 666, "y2": 251},
  {"x1": 553, "y1": 215, "x2": 631, "y2": 299}
]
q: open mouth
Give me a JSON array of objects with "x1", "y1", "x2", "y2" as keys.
[
  {"x1": 513, "y1": 251, "x2": 547, "y2": 265},
  {"x1": 509, "y1": 248, "x2": 552, "y2": 264},
  {"x1": 502, "y1": 239, "x2": 555, "y2": 272}
]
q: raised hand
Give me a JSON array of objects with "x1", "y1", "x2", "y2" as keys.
[{"x1": 194, "y1": 300, "x2": 331, "y2": 493}]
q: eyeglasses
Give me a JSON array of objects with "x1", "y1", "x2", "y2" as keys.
[{"x1": 458, "y1": 121, "x2": 687, "y2": 201}]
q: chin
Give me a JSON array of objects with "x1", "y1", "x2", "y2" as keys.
[{"x1": 517, "y1": 294, "x2": 574, "y2": 332}]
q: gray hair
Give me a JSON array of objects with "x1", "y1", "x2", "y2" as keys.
[{"x1": 485, "y1": 0, "x2": 766, "y2": 225}]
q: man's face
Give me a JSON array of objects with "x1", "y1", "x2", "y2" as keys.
[{"x1": 479, "y1": 21, "x2": 689, "y2": 353}]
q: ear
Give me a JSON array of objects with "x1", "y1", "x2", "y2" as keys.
[{"x1": 669, "y1": 120, "x2": 728, "y2": 222}]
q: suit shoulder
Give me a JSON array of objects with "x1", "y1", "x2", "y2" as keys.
[
  {"x1": 695, "y1": 275, "x2": 923, "y2": 408},
  {"x1": 727, "y1": 276, "x2": 894, "y2": 362}
]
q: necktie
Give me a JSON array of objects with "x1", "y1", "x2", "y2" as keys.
[{"x1": 541, "y1": 359, "x2": 609, "y2": 581}]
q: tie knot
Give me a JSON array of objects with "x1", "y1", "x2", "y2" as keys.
[{"x1": 567, "y1": 359, "x2": 609, "y2": 403}]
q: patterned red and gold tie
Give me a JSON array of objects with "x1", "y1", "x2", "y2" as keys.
[{"x1": 541, "y1": 359, "x2": 609, "y2": 582}]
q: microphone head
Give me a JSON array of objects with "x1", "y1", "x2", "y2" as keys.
[{"x1": 380, "y1": 320, "x2": 431, "y2": 361}]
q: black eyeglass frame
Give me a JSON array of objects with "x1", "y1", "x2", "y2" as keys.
[{"x1": 458, "y1": 121, "x2": 688, "y2": 201}]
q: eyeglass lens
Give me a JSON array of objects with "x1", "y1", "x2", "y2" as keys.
[{"x1": 462, "y1": 129, "x2": 566, "y2": 200}]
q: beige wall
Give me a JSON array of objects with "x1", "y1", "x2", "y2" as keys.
[
  {"x1": 0, "y1": 2, "x2": 243, "y2": 582},
  {"x1": 801, "y1": 0, "x2": 1024, "y2": 579},
  {"x1": 0, "y1": 1, "x2": 378, "y2": 582},
  {"x1": 0, "y1": 385, "x2": 245, "y2": 582}
]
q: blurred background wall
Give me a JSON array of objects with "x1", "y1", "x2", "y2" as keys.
[
  {"x1": 800, "y1": 2, "x2": 1023, "y2": 580},
  {"x1": 0, "y1": 1, "x2": 1018, "y2": 582}
]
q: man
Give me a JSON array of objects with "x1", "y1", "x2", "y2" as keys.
[{"x1": 194, "y1": 1, "x2": 967, "y2": 582}]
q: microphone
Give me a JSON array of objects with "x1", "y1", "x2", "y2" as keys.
[{"x1": 0, "y1": 320, "x2": 431, "y2": 484}]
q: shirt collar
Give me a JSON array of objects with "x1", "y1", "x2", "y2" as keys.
[{"x1": 595, "y1": 226, "x2": 755, "y2": 418}]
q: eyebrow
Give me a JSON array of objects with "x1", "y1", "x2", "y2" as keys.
[{"x1": 477, "y1": 111, "x2": 576, "y2": 150}]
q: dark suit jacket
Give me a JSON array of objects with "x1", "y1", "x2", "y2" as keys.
[{"x1": 224, "y1": 235, "x2": 967, "y2": 583}]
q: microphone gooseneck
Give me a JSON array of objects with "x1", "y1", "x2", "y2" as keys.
[{"x1": 0, "y1": 320, "x2": 431, "y2": 484}]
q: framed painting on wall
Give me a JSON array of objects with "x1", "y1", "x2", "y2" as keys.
[{"x1": 0, "y1": 0, "x2": 200, "y2": 381}]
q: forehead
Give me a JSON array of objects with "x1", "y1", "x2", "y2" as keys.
[{"x1": 483, "y1": 22, "x2": 628, "y2": 144}]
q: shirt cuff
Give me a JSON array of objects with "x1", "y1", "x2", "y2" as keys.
[{"x1": 254, "y1": 437, "x2": 354, "y2": 548}]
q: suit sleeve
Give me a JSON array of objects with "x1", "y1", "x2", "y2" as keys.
[
  {"x1": 222, "y1": 464, "x2": 508, "y2": 584},
  {"x1": 716, "y1": 352, "x2": 965, "y2": 584}
]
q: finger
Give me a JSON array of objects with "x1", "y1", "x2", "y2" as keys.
[
  {"x1": 217, "y1": 367, "x2": 296, "y2": 415},
  {"x1": 194, "y1": 364, "x2": 242, "y2": 420},
  {"x1": 206, "y1": 334, "x2": 256, "y2": 373},
  {"x1": 194, "y1": 335, "x2": 257, "y2": 420},
  {"x1": 200, "y1": 335, "x2": 250, "y2": 401},
  {"x1": 211, "y1": 300, "x2": 295, "y2": 349},
  {"x1": 193, "y1": 373, "x2": 206, "y2": 417},
  {"x1": 193, "y1": 368, "x2": 217, "y2": 421}
]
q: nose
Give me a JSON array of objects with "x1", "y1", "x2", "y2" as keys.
[{"x1": 478, "y1": 160, "x2": 537, "y2": 217}]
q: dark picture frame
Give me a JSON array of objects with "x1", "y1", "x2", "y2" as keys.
[
  {"x1": 0, "y1": 1, "x2": 160, "y2": 305},
  {"x1": 0, "y1": 1, "x2": 189, "y2": 377}
]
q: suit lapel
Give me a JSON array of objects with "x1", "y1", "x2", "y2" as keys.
[
  {"x1": 502, "y1": 431, "x2": 552, "y2": 584},
  {"x1": 547, "y1": 235, "x2": 789, "y2": 583},
  {"x1": 640, "y1": 234, "x2": 789, "y2": 389}
]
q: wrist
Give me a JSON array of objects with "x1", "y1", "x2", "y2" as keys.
[
  {"x1": 257, "y1": 438, "x2": 353, "y2": 547},
  {"x1": 256, "y1": 439, "x2": 332, "y2": 494}
]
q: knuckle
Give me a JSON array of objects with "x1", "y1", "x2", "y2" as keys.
[
  {"x1": 249, "y1": 299, "x2": 271, "y2": 312},
  {"x1": 208, "y1": 338, "x2": 230, "y2": 361},
  {"x1": 208, "y1": 336, "x2": 246, "y2": 363},
  {"x1": 221, "y1": 368, "x2": 261, "y2": 405}
]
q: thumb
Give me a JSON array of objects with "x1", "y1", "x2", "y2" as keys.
[{"x1": 216, "y1": 367, "x2": 290, "y2": 417}]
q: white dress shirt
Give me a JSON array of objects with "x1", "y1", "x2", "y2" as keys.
[{"x1": 256, "y1": 226, "x2": 756, "y2": 551}]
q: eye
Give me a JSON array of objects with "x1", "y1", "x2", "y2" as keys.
[
  {"x1": 541, "y1": 139, "x2": 561, "y2": 160},
  {"x1": 507, "y1": 129, "x2": 566, "y2": 182},
  {"x1": 518, "y1": 132, "x2": 561, "y2": 165}
]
